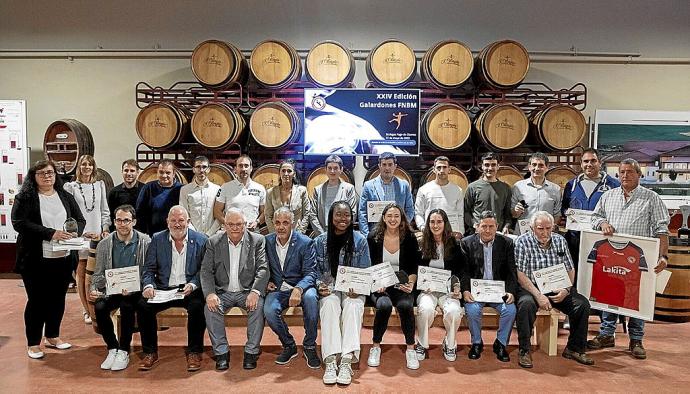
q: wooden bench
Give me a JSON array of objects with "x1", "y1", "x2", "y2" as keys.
[{"x1": 115, "y1": 306, "x2": 561, "y2": 356}]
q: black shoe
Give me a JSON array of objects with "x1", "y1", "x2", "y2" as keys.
[
  {"x1": 215, "y1": 352, "x2": 229, "y2": 371},
  {"x1": 493, "y1": 339, "x2": 510, "y2": 362},
  {"x1": 303, "y1": 347, "x2": 321, "y2": 369},
  {"x1": 468, "y1": 343, "x2": 483, "y2": 360},
  {"x1": 518, "y1": 349, "x2": 533, "y2": 369},
  {"x1": 243, "y1": 352, "x2": 259, "y2": 370},
  {"x1": 275, "y1": 345, "x2": 298, "y2": 365}
]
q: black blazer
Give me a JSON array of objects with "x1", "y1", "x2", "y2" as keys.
[
  {"x1": 418, "y1": 238, "x2": 464, "y2": 279},
  {"x1": 459, "y1": 233, "x2": 518, "y2": 295},
  {"x1": 11, "y1": 189, "x2": 86, "y2": 273},
  {"x1": 367, "y1": 230, "x2": 420, "y2": 276}
]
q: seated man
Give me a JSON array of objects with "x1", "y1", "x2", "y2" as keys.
[
  {"x1": 460, "y1": 211, "x2": 517, "y2": 362},
  {"x1": 264, "y1": 207, "x2": 320, "y2": 368},
  {"x1": 514, "y1": 211, "x2": 594, "y2": 368},
  {"x1": 137, "y1": 206, "x2": 208, "y2": 372},
  {"x1": 201, "y1": 208, "x2": 269, "y2": 371}
]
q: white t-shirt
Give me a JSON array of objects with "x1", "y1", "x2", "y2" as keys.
[
  {"x1": 429, "y1": 243, "x2": 445, "y2": 269},
  {"x1": 180, "y1": 180, "x2": 221, "y2": 236},
  {"x1": 415, "y1": 181, "x2": 464, "y2": 233},
  {"x1": 383, "y1": 247, "x2": 400, "y2": 272},
  {"x1": 39, "y1": 193, "x2": 69, "y2": 259},
  {"x1": 63, "y1": 180, "x2": 110, "y2": 234},
  {"x1": 216, "y1": 179, "x2": 266, "y2": 224}
]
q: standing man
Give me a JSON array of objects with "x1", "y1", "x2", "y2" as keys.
[
  {"x1": 511, "y1": 152, "x2": 562, "y2": 234},
  {"x1": 514, "y1": 211, "x2": 594, "y2": 368},
  {"x1": 137, "y1": 206, "x2": 208, "y2": 372},
  {"x1": 180, "y1": 156, "x2": 221, "y2": 236},
  {"x1": 310, "y1": 155, "x2": 357, "y2": 236},
  {"x1": 201, "y1": 208, "x2": 269, "y2": 371},
  {"x1": 415, "y1": 156, "x2": 464, "y2": 237},
  {"x1": 89, "y1": 204, "x2": 150, "y2": 371},
  {"x1": 135, "y1": 159, "x2": 182, "y2": 236},
  {"x1": 264, "y1": 207, "x2": 320, "y2": 368},
  {"x1": 587, "y1": 158, "x2": 669, "y2": 359},
  {"x1": 107, "y1": 159, "x2": 143, "y2": 232},
  {"x1": 214, "y1": 155, "x2": 266, "y2": 232},
  {"x1": 464, "y1": 153, "x2": 513, "y2": 234},
  {"x1": 460, "y1": 211, "x2": 517, "y2": 362},
  {"x1": 358, "y1": 152, "x2": 414, "y2": 236}
]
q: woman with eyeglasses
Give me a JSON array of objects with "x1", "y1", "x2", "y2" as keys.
[
  {"x1": 12, "y1": 160, "x2": 85, "y2": 359},
  {"x1": 264, "y1": 159, "x2": 312, "y2": 234}
]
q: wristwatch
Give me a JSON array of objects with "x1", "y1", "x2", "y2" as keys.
[{"x1": 660, "y1": 255, "x2": 669, "y2": 261}]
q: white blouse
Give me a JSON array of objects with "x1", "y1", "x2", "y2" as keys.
[
  {"x1": 39, "y1": 193, "x2": 69, "y2": 259},
  {"x1": 383, "y1": 247, "x2": 400, "y2": 272}
]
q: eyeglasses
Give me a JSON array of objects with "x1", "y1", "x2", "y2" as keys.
[
  {"x1": 115, "y1": 218, "x2": 133, "y2": 225},
  {"x1": 225, "y1": 222, "x2": 245, "y2": 229},
  {"x1": 36, "y1": 170, "x2": 55, "y2": 177}
]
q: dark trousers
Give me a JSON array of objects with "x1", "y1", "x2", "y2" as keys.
[
  {"x1": 565, "y1": 231, "x2": 581, "y2": 288},
  {"x1": 21, "y1": 257, "x2": 73, "y2": 346},
  {"x1": 371, "y1": 287, "x2": 415, "y2": 345},
  {"x1": 516, "y1": 287, "x2": 591, "y2": 353},
  {"x1": 95, "y1": 292, "x2": 141, "y2": 352},
  {"x1": 137, "y1": 288, "x2": 206, "y2": 354}
]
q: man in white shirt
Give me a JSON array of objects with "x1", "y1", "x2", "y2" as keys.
[
  {"x1": 201, "y1": 208, "x2": 269, "y2": 371},
  {"x1": 180, "y1": 156, "x2": 221, "y2": 236},
  {"x1": 213, "y1": 155, "x2": 266, "y2": 231},
  {"x1": 415, "y1": 156, "x2": 464, "y2": 237}
]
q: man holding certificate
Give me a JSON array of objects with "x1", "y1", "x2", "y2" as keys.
[
  {"x1": 89, "y1": 204, "x2": 150, "y2": 371},
  {"x1": 460, "y1": 211, "x2": 517, "y2": 363},
  {"x1": 515, "y1": 211, "x2": 594, "y2": 368}
]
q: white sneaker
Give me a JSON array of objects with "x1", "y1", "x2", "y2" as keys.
[
  {"x1": 367, "y1": 346, "x2": 381, "y2": 367},
  {"x1": 442, "y1": 340, "x2": 457, "y2": 362},
  {"x1": 84, "y1": 311, "x2": 92, "y2": 325},
  {"x1": 111, "y1": 350, "x2": 129, "y2": 371},
  {"x1": 323, "y1": 356, "x2": 338, "y2": 385},
  {"x1": 406, "y1": 349, "x2": 420, "y2": 370},
  {"x1": 336, "y1": 358, "x2": 353, "y2": 385},
  {"x1": 27, "y1": 347, "x2": 44, "y2": 359},
  {"x1": 100, "y1": 349, "x2": 118, "y2": 370},
  {"x1": 563, "y1": 316, "x2": 571, "y2": 330}
]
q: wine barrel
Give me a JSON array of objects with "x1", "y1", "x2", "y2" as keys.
[
  {"x1": 476, "y1": 39, "x2": 530, "y2": 89},
  {"x1": 135, "y1": 102, "x2": 190, "y2": 149},
  {"x1": 546, "y1": 166, "x2": 578, "y2": 189},
  {"x1": 305, "y1": 166, "x2": 353, "y2": 197},
  {"x1": 365, "y1": 167, "x2": 413, "y2": 188},
  {"x1": 137, "y1": 164, "x2": 188, "y2": 185},
  {"x1": 191, "y1": 39, "x2": 248, "y2": 89},
  {"x1": 366, "y1": 39, "x2": 417, "y2": 87},
  {"x1": 191, "y1": 102, "x2": 246, "y2": 150},
  {"x1": 43, "y1": 119, "x2": 94, "y2": 175},
  {"x1": 253, "y1": 164, "x2": 281, "y2": 191},
  {"x1": 305, "y1": 41, "x2": 355, "y2": 88},
  {"x1": 655, "y1": 238, "x2": 690, "y2": 322},
  {"x1": 85, "y1": 239, "x2": 100, "y2": 334},
  {"x1": 250, "y1": 40, "x2": 302, "y2": 89},
  {"x1": 96, "y1": 168, "x2": 114, "y2": 194},
  {"x1": 423, "y1": 166, "x2": 469, "y2": 191},
  {"x1": 249, "y1": 101, "x2": 300, "y2": 149},
  {"x1": 422, "y1": 102, "x2": 471, "y2": 151},
  {"x1": 475, "y1": 104, "x2": 529, "y2": 151},
  {"x1": 531, "y1": 104, "x2": 587, "y2": 151},
  {"x1": 207, "y1": 163, "x2": 236, "y2": 186},
  {"x1": 496, "y1": 165, "x2": 524, "y2": 187},
  {"x1": 421, "y1": 40, "x2": 474, "y2": 90}
]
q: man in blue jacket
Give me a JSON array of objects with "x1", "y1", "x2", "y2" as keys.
[
  {"x1": 358, "y1": 152, "x2": 414, "y2": 236},
  {"x1": 264, "y1": 207, "x2": 320, "y2": 369}
]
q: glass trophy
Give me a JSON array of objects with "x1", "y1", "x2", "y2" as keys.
[
  {"x1": 678, "y1": 205, "x2": 690, "y2": 240},
  {"x1": 393, "y1": 270, "x2": 409, "y2": 289},
  {"x1": 63, "y1": 217, "x2": 78, "y2": 234},
  {"x1": 447, "y1": 275, "x2": 460, "y2": 294},
  {"x1": 320, "y1": 272, "x2": 335, "y2": 293}
]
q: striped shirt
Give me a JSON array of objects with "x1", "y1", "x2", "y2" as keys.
[
  {"x1": 515, "y1": 232, "x2": 573, "y2": 286},
  {"x1": 591, "y1": 185, "x2": 670, "y2": 238}
]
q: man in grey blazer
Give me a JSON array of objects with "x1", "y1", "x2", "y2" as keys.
[
  {"x1": 310, "y1": 155, "x2": 357, "y2": 236},
  {"x1": 201, "y1": 208, "x2": 269, "y2": 371}
]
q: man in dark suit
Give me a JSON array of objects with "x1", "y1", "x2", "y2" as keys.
[
  {"x1": 201, "y1": 208, "x2": 269, "y2": 371},
  {"x1": 137, "y1": 205, "x2": 208, "y2": 372},
  {"x1": 264, "y1": 207, "x2": 319, "y2": 368},
  {"x1": 460, "y1": 211, "x2": 517, "y2": 362}
]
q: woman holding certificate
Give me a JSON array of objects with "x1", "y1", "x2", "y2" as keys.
[
  {"x1": 366, "y1": 203, "x2": 420, "y2": 370},
  {"x1": 314, "y1": 201, "x2": 371, "y2": 386},
  {"x1": 415, "y1": 209, "x2": 464, "y2": 362},
  {"x1": 12, "y1": 160, "x2": 85, "y2": 359}
]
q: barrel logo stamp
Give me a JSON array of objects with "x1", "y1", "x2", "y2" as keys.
[
  {"x1": 262, "y1": 116, "x2": 281, "y2": 129},
  {"x1": 205, "y1": 54, "x2": 222, "y2": 66},
  {"x1": 441, "y1": 54, "x2": 460, "y2": 66},
  {"x1": 440, "y1": 118, "x2": 458, "y2": 130},
  {"x1": 554, "y1": 119, "x2": 573, "y2": 131},
  {"x1": 319, "y1": 55, "x2": 339, "y2": 66},
  {"x1": 385, "y1": 52, "x2": 402, "y2": 64},
  {"x1": 499, "y1": 55, "x2": 516, "y2": 67},
  {"x1": 148, "y1": 117, "x2": 168, "y2": 129},
  {"x1": 496, "y1": 118, "x2": 515, "y2": 130},
  {"x1": 263, "y1": 53, "x2": 281, "y2": 64},
  {"x1": 203, "y1": 117, "x2": 222, "y2": 128},
  {"x1": 312, "y1": 96, "x2": 326, "y2": 111},
  {"x1": 56, "y1": 133, "x2": 69, "y2": 139}
]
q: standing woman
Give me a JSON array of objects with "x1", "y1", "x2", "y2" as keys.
[
  {"x1": 366, "y1": 203, "x2": 420, "y2": 370},
  {"x1": 415, "y1": 209, "x2": 464, "y2": 362},
  {"x1": 63, "y1": 154, "x2": 111, "y2": 324},
  {"x1": 12, "y1": 160, "x2": 85, "y2": 359},
  {"x1": 264, "y1": 159, "x2": 311, "y2": 234}
]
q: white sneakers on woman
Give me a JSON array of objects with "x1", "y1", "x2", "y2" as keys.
[
  {"x1": 367, "y1": 346, "x2": 381, "y2": 367},
  {"x1": 101, "y1": 349, "x2": 129, "y2": 371},
  {"x1": 27, "y1": 347, "x2": 44, "y2": 359},
  {"x1": 405, "y1": 349, "x2": 420, "y2": 370}
]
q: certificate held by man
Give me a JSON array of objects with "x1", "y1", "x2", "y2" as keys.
[
  {"x1": 367, "y1": 201, "x2": 395, "y2": 223},
  {"x1": 565, "y1": 208, "x2": 595, "y2": 231},
  {"x1": 417, "y1": 266, "x2": 451, "y2": 293},
  {"x1": 369, "y1": 262, "x2": 399, "y2": 291},
  {"x1": 335, "y1": 266, "x2": 373, "y2": 295},
  {"x1": 471, "y1": 279, "x2": 506, "y2": 303},
  {"x1": 105, "y1": 266, "x2": 141, "y2": 295},
  {"x1": 533, "y1": 263, "x2": 572, "y2": 294}
]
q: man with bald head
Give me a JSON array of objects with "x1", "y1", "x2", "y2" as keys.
[
  {"x1": 137, "y1": 205, "x2": 208, "y2": 372},
  {"x1": 201, "y1": 208, "x2": 269, "y2": 371}
]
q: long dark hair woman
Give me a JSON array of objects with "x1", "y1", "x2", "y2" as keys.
[{"x1": 12, "y1": 160, "x2": 85, "y2": 359}]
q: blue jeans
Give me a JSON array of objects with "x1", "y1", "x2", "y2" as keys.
[
  {"x1": 264, "y1": 287, "x2": 319, "y2": 348},
  {"x1": 600, "y1": 312, "x2": 645, "y2": 340},
  {"x1": 465, "y1": 301, "x2": 516, "y2": 346}
]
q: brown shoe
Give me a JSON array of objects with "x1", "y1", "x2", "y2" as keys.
[
  {"x1": 629, "y1": 340, "x2": 647, "y2": 359},
  {"x1": 518, "y1": 349, "x2": 533, "y2": 369},
  {"x1": 186, "y1": 352, "x2": 202, "y2": 372},
  {"x1": 139, "y1": 353, "x2": 158, "y2": 370},
  {"x1": 587, "y1": 334, "x2": 615, "y2": 350},
  {"x1": 562, "y1": 347, "x2": 595, "y2": 366}
]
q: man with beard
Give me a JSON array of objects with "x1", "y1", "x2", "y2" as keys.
[
  {"x1": 107, "y1": 159, "x2": 143, "y2": 232},
  {"x1": 464, "y1": 153, "x2": 513, "y2": 234},
  {"x1": 214, "y1": 155, "x2": 266, "y2": 232}
]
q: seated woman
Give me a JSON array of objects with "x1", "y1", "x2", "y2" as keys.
[
  {"x1": 366, "y1": 203, "x2": 420, "y2": 370},
  {"x1": 264, "y1": 159, "x2": 311, "y2": 234},
  {"x1": 314, "y1": 201, "x2": 370, "y2": 386},
  {"x1": 415, "y1": 209, "x2": 464, "y2": 362}
]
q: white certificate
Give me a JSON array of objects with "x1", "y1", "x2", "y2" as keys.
[
  {"x1": 335, "y1": 266, "x2": 372, "y2": 295},
  {"x1": 105, "y1": 266, "x2": 141, "y2": 295},
  {"x1": 533, "y1": 263, "x2": 573, "y2": 294},
  {"x1": 565, "y1": 208, "x2": 594, "y2": 231},
  {"x1": 52, "y1": 238, "x2": 90, "y2": 251},
  {"x1": 518, "y1": 219, "x2": 531, "y2": 234},
  {"x1": 368, "y1": 262, "x2": 399, "y2": 291},
  {"x1": 147, "y1": 288, "x2": 185, "y2": 304},
  {"x1": 367, "y1": 200, "x2": 395, "y2": 222},
  {"x1": 471, "y1": 279, "x2": 506, "y2": 303},
  {"x1": 448, "y1": 214, "x2": 462, "y2": 233},
  {"x1": 417, "y1": 266, "x2": 452, "y2": 293}
]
